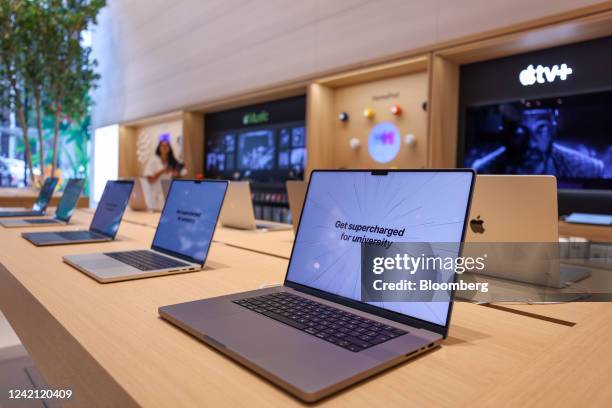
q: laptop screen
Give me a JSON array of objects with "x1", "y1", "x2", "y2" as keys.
[
  {"x1": 151, "y1": 180, "x2": 228, "y2": 265},
  {"x1": 90, "y1": 180, "x2": 134, "y2": 238},
  {"x1": 286, "y1": 170, "x2": 474, "y2": 328},
  {"x1": 32, "y1": 177, "x2": 59, "y2": 212},
  {"x1": 55, "y1": 179, "x2": 85, "y2": 221}
]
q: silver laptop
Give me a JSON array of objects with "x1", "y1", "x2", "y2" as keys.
[
  {"x1": 21, "y1": 180, "x2": 134, "y2": 246},
  {"x1": 220, "y1": 180, "x2": 291, "y2": 231},
  {"x1": 160, "y1": 169, "x2": 475, "y2": 402},
  {"x1": 161, "y1": 179, "x2": 172, "y2": 201},
  {"x1": 1, "y1": 179, "x2": 84, "y2": 228},
  {"x1": 286, "y1": 180, "x2": 307, "y2": 234},
  {"x1": 0, "y1": 177, "x2": 58, "y2": 217},
  {"x1": 128, "y1": 177, "x2": 149, "y2": 211},
  {"x1": 465, "y1": 175, "x2": 590, "y2": 288},
  {"x1": 63, "y1": 179, "x2": 228, "y2": 283}
]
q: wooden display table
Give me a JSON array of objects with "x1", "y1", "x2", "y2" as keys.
[
  {"x1": 2, "y1": 211, "x2": 605, "y2": 407},
  {"x1": 114, "y1": 209, "x2": 295, "y2": 259},
  {"x1": 0, "y1": 188, "x2": 89, "y2": 209},
  {"x1": 559, "y1": 220, "x2": 612, "y2": 243}
]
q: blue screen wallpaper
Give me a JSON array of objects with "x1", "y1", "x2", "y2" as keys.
[
  {"x1": 90, "y1": 181, "x2": 133, "y2": 237},
  {"x1": 152, "y1": 180, "x2": 227, "y2": 264}
]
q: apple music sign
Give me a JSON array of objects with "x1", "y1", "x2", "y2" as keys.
[{"x1": 368, "y1": 122, "x2": 400, "y2": 163}]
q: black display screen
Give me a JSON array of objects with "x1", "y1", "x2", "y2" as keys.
[
  {"x1": 463, "y1": 91, "x2": 612, "y2": 189},
  {"x1": 204, "y1": 95, "x2": 306, "y2": 181},
  {"x1": 459, "y1": 35, "x2": 612, "y2": 190}
]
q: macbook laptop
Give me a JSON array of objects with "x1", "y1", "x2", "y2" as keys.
[
  {"x1": 160, "y1": 169, "x2": 475, "y2": 402},
  {"x1": 1, "y1": 178, "x2": 84, "y2": 228},
  {"x1": 63, "y1": 179, "x2": 228, "y2": 283},
  {"x1": 286, "y1": 180, "x2": 307, "y2": 233},
  {"x1": 465, "y1": 175, "x2": 590, "y2": 288},
  {"x1": 220, "y1": 181, "x2": 292, "y2": 231},
  {"x1": 161, "y1": 178, "x2": 172, "y2": 201},
  {"x1": 21, "y1": 180, "x2": 133, "y2": 246},
  {"x1": 128, "y1": 177, "x2": 149, "y2": 211},
  {"x1": 0, "y1": 177, "x2": 58, "y2": 217}
]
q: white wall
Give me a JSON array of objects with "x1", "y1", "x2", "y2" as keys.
[
  {"x1": 92, "y1": 124, "x2": 119, "y2": 203},
  {"x1": 91, "y1": 0, "x2": 606, "y2": 128}
]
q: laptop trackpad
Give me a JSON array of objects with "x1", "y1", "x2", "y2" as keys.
[{"x1": 66, "y1": 253, "x2": 128, "y2": 270}]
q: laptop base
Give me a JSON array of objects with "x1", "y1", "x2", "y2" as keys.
[
  {"x1": 21, "y1": 231, "x2": 112, "y2": 247},
  {"x1": 159, "y1": 286, "x2": 441, "y2": 402},
  {"x1": 63, "y1": 252, "x2": 201, "y2": 283}
]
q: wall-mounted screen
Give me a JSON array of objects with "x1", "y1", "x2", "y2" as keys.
[
  {"x1": 205, "y1": 95, "x2": 306, "y2": 182},
  {"x1": 459, "y1": 35, "x2": 612, "y2": 191},
  {"x1": 464, "y1": 91, "x2": 612, "y2": 189}
]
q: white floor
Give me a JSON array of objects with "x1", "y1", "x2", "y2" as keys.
[{"x1": 0, "y1": 310, "x2": 24, "y2": 360}]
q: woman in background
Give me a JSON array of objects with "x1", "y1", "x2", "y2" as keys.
[
  {"x1": 144, "y1": 137, "x2": 185, "y2": 209},
  {"x1": 145, "y1": 139, "x2": 182, "y2": 182}
]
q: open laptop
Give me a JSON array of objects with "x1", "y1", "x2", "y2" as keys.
[
  {"x1": 1, "y1": 179, "x2": 84, "y2": 228},
  {"x1": 465, "y1": 175, "x2": 590, "y2": 288},
  {"x1": 0, "y1": 177, "x2": 58, "y2": 217},
  {"x1": 220, "y1": 181, "x2": 292, "y2": 231},
  {"x1": 286, "y1": 180, "x2": 307, "y2": 233},
  {"x1": 161, "y1": 178, "x2": 171, "y2": 201},
  {"x1": 63, "y1": 179, "x2": 228, "y2": 283},
  {"x1": 21, "y1": 180, "x2": 133, "y2": 246},
  {"x1": 160, "y1": 169, "x2": 475, "y2": 402},
  {"x1": 128, "y1": 177, "x2": 149, "y2": 211}
]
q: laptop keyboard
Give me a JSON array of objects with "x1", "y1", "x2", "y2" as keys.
[
  {"x1": 233, "y1": 292, "x2": 407, "y2": 352},
  {"x1": 55, "y1": 231, "x2": 103, "y2": 241},
  {"x1": 25, "y1": 219, "x2": 60, "y2": 224},
  {"x1": 104, "y1": 250, "x2": 190, "y2": 271}
]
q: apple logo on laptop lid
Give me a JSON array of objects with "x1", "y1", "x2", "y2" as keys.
[{"x1": 470, "y1": 215, "x2": 485, "y2": 234}]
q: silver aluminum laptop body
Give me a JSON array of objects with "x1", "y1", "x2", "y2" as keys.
[
  {"x1": 0, "y1": 217, "x2": 68, "y2": 228},
  {"x1": 128, "y1": 177, "x2": 149, "y2": 211},
  {"x1": 64, "y1": 250, "x2": 201, "y2": 283},
  {"x1": 465, "y1": 175, "x2": 590, "y2": 288},
  {"x1": 161, "y1": 179, "x2": 171, "y2": 201},
  {"x1": 220, "y1": 181, "x2": 291, "y2": 231},
  {"x1": 286, "y1": 180, "x2": 307, "y2": 234},
  {"x1": 21, "y1": 180, "x2": 133, "y2": 247},
  {"x1": 63, "y1": 179, "x2": 228, "y2": 283},
  {"x1": 0, "y1": 177, "x2": 59, "y2": 218},
  {"x1": 160, "y1": 169, "x2": 476, "y2": 402},
  {"x1": 1, "y1": 179, "x2": 84, "y2": 228}
]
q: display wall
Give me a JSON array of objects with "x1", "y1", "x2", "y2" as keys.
[
  {"x1": 204, "y1": 96, "x2": 307, "y2": 223},
  {"x1": 331, "y1": 72, "x2": 428, "y2": 169},
  {"x1": 107, "y1": 4, "x2": 612, "y2": 232}
]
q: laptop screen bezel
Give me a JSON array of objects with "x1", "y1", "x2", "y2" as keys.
[
  {"x1": 54, "y1": 179, "x2": 85, "y2": 222},
  {"x1": 33, "y1": 177, "x2": 59, "y2": 212},
  {"x1": 89, "y1": 180, "x2": 135, "y2": 238},
  {"x1": 283, "y1": 169, "x2": 476, "y2": 338},
  {"x1": 150, "y1": 179, "x2": 229, "y2": 266}
]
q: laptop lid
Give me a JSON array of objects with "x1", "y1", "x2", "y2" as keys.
[
  {"x1": 32, "y1": 177, "x2": 59, "y2": 212},
  {"x1": 161, "y1": 179, "x2": 171, "y2": 201},
  {"x1": 150, "y1": 179, "x2": 228, "y2": 266},
  {"x1": 284, "y1": 170, "x2": 475, "y2": 337},
  {"x1": 466, "y1": 175, "x2": 558, "y2": 242},
  {"x1": 219, "y1": 181, "x2": 256, "y2": 229},
  {"x1": 128, "y1": 177, "x2": 148, "y2": 211},
  {"x1": 286, "y1": 180, "x2": 307, "y2": 233},
  {"x1": 89, "y1": 180, "x2": 134, "y2": 238},
  {"x1": 54, "y1": 179, "x2": 85, "y2": 222}
]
